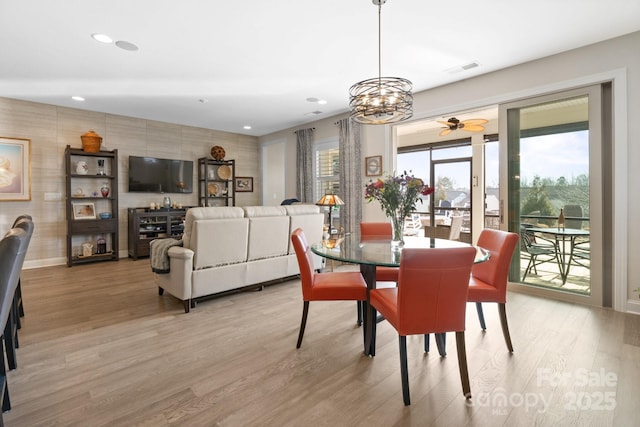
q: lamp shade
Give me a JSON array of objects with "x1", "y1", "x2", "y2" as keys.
[{"x1": 316, "y1": 194, "x2": 344, "y2": 207}]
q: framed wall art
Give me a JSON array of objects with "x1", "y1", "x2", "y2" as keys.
[
  {"x1": 72, "y1": 202, "x2": 96, "y2": 220},
  {"x1": 0, "y1": 137, "x2": 31, "y2": 201},
  {"x1": 365, "y1": 155, "x2": 382, "y2": 176},
  {"x1": 234, "y1": 177, "x2": 253, "y2": 192}
]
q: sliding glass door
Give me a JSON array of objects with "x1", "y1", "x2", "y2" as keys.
[{"x1": 499, "y1": 86, "x2": 604, "y2": 306}]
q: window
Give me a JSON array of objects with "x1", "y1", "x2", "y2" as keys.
[{"x1": 313, "y1": 139, "x2": 339, "y2": 202}]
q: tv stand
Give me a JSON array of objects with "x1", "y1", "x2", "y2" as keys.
[{"x1": 127, "y1": 207, "x2": 188, "y2": 260}]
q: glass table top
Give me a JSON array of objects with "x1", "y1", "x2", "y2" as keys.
[{"x1": 311, "y1": 234, "x2": 489, "y2": 267}]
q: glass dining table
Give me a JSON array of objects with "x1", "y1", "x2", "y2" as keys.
[{"x1": 311, "y1": 234, "x2": 490, "y2": 357}]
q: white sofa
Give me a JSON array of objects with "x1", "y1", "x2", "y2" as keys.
[{"x1": 154, "y1": 204, "x2": 324, "y2": 312}]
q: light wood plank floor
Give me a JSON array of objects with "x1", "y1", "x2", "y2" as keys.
[{"x1": 5, "y1": 259, "x2": 639, "y2": 426}]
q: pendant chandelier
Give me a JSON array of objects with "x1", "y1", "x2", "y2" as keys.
[{"x1": 349, "y1": 0, "x2": 413, "y2": 125}]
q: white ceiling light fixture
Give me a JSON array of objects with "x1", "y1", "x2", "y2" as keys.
[
  {"x1": 349, "y1": 0, "x2": 412, "y2": 125},
  {"x1": 71, "y1": 96, "x2": 85, "y2": 102},
  {"x1": 91, "y1": 33, "x2": 113, "y2": 44},
  {"x1": 243, "y1": 125, "x2": 252, "y2": 130}
]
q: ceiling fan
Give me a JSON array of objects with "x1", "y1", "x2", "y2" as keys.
[{"x1": 437, "y1": 117, "x2": 489, "y2": 136}]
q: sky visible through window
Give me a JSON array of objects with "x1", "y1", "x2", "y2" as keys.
[{"x1": 398, "y1": 130, "x2": 588, "y2": 192}]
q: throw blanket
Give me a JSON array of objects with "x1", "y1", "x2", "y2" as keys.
[{"x1": 150, "y1": 238, "x2": 183, "y2": 274}]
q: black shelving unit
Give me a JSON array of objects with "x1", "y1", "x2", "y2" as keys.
[
  {"x1": 65, "y1": 145, "x2": 119, "y2": 266},
  {"x1": 198, "y1": 158, "x2": 235, "y2": 207}
]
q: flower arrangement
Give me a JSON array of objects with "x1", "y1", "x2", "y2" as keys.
[{"x1": 364, "y1": 171, "x2": 434, "y2": 243}]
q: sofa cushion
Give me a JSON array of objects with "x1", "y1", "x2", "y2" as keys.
[
  {"x1": 191, "y1": 218, "x2": 248, "y2": 269},
  {"x1": 244, "y1": 206, "x2": 289, "y2": 261},
  {"x1": 283, "y1": 204, "x2": 321, "y2": 216},
  {"x1": 286, "y1": 205, "x2": 323, "y2": 255},
  {"x1": 243, "y1": 205, "x2": 287, "y2": 218},
  {"x1": 183, "y1": 207, "x2": 245, "y2": 249}
]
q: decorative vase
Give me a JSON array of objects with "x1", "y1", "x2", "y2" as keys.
[
  {"x1": 100, "y1": 182, "x2": 109, "y2": 198},
  {"x1": 81, "y1": 130, "x2": 102, "y2": 152},
  {"x1": 390, "y1": 211, "x2": 405, "y2": 247}
]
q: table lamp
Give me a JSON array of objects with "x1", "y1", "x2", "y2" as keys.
[{"x1": 316, "y1": 194, "x2": 344, "y2": 234}]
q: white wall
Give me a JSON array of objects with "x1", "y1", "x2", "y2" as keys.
[{"x1": 260, "y1": 31, "x2": 640, "y2": 312}]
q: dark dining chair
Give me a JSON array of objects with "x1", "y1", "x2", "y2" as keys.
[
  {"x1": 0, "y1": 227, "x2": 30, "y2": 416},
  {"x1": 468, "y1": 229, "x2": 519, "y2": 352},
  {"x1": 4, "y1": 217, "x2": 34, "y2": 370},
  {"x1": 11, "y1": 214, "x2": 32, "y2": 323},
  {"x1": 370, "y1": 246, "x2": 477, "y2": 405},
  {"x1": 291, "y1": 228, "x2": 367, "y2": 348}
]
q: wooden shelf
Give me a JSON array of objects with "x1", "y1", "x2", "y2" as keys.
[{"x1": 65, "y1": 145, "x2": 119, "y2": 266}]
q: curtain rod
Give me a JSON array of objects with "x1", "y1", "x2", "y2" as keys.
[{"x1": 293, "y1": 127, "x2": 315, "y2": 134}]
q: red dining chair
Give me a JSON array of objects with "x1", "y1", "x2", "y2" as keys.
[
  {"x1": 291, "y1": 228, "x2": 367, "y2": 348},
  {"x1": 468, "y1": 229, "x2": 519, "y2": 352},
  {"x1": 370, "y1": 246, "x2": 477, "y2": 405},
  {"x1": 360, "y1": 222, "x2": 399, "y2": 283},
  {"x1": 359, "y1": 222, "x2": 399, "y2": 326}
]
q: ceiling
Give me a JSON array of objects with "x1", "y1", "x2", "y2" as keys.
[{"x1": 1, "y1": 1, "x2": 639, "y2": 137}]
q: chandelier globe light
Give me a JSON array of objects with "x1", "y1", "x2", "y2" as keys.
[{"x1": 349, "y1": 0, "x2": 413, "y2": 124}]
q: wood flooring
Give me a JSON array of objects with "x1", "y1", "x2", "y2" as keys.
[{"x1": 4, "y1": 259, "x2": 639, "y2": 426}]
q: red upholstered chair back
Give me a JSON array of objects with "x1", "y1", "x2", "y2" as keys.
[
  {"x1": 396, "y1": 247, "x2": 476, "y2": 336},
  {"x1": 291, "y1": 228, "x2": 316, "y2": 300},
  {"x1": 471, "y1": 229, "x2": 519, "y2": 299},
  {"x1": 360, "y1": 222, "x2": 392, "y2": 239}
]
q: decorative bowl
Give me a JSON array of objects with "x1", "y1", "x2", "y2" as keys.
[
  {"x1": 99, "y1": 212, "x2": 111, "y2": 219},
  {"x1": 210, "y1": 145, "x2": 226, "y2": 160}
]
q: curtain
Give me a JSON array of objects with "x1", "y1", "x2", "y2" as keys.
[
  {"x1": 295, "y1": 128, "x2": 314, "y2": 203},
  {"x1": 337, "y1": 118, "x2": 362, "y2": 234}
]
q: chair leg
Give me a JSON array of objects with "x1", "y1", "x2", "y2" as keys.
[
  {"x1": 498, "y1": 303, "x2": 514, "y2": 352},
  {"x1": 357, "y1": 301, "x2": 362, "y2": 327},
  {"x1": 182, "y1": 300, "x2": 190, "y2": 313},
  {"x1": 399, "y1": 335, "x2": 410, "y2": 405},
  {"x1": 475, "y1": 302, "x2": 486, "y2": 330},
  {"x1": 17, "y1": 279, "x2": 24, "y2": 318},
  {"x1": 296, "y1": 301, "x2": 310, "y2": 349},
  {"x1": 0, "y1": 346, "x2": 10, "y2": 412},
  {"x1": 3, "y1": 313, "x2": 17, "y2": 370},
  {"x1": 435, "y1": 333, "x2": 447, "y2": 357},
  {"x1": 455, "y1": 331, "x2": 471, "y2": 399},
  {"x1": 424, "y1": 334, "x2": 429, "y2": 353}
]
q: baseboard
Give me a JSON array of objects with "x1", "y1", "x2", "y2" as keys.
[
  {"x1": 23, "y1": 249, "x2": 131, "y2": 270},
  {"x1": 626, "y1": 299, "x2": 640, "y2": 315}
]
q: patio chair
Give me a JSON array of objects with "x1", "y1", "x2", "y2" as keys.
[
  {"x1": 563, "y1": 205, "x2": 590, "y2": 268},
  {"x1": 520, "y1": 227, "x2": 559, "y2": 280}
]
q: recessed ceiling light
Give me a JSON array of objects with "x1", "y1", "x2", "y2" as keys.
[
  {"x1": 71, "y1": 96, "x2": 85, "y2": 102},
  {"x1": 199, "y1": 98, "x2": 209, "y2": 103},
  {"x1": 91, "y1": 33, "x2": 113, "y2": 44},
  {"x1": 243, "y1": 125, "x2": 252, "y2": 130},
  {"x1": 306, "y1": 97, "x2": 327, "y2": 105},
  {"x1": 115, "y1": 40, "x2": 139, "y2": 51}
]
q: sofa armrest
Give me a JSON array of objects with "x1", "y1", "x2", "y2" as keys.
[{"x1": 154, "y1": 247, "x2": 194, "y2": 302}]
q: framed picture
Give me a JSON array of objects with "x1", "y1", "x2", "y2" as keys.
[
  {"x1": 365, "y1": 155, "x2": 382, "y2": 176},
  {"x1": 72, "y1": 202, "x2": 96, "y2": 220},
  {"x1": 0, "y1": 137, "x2": 31, "y2": 201},
  {"x1": 234, "y1": 177, "x2": 253, "y2": 192}
]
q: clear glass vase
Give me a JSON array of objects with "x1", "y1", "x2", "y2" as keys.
[{"x1": 390, "y1": 211, "x2": 405, "y2": 247}]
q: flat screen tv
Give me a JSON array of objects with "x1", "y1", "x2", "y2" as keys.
[{"x1": 128, "y1": 156, "x2": 193, "y2": 193}]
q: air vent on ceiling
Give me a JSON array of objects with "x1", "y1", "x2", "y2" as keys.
[{"x1": 445, "y1": 62, "x2": 480, "y2": 74}]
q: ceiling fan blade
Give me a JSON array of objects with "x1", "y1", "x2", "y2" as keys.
[
  {"x1": 437, "y1": 121, "x2": 452, "y2": 126},
  {"x1": 439, "y1": 128, "x2": 452, "y2": 136},
  {"x1": 461, "y1": 124, "x2": 486, "y2": 132},
  {"x1": 461, "y1": 118, "x2": 489, "y2": 125}
]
